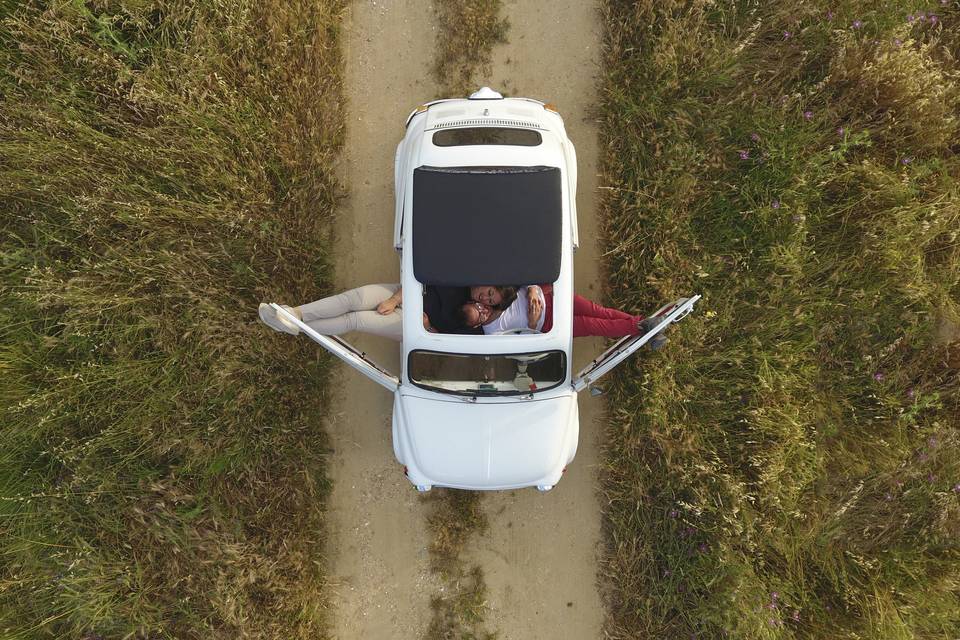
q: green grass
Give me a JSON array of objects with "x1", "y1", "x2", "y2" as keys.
[
  {"x1": 597, "y1": 1, "x2": 960, "y2": 638},
  {"x1": 422, "y1": 489, "x2": 497, "y2": 640},
  {"x1": 0, "y1": 1, "x2": 345, "y2": 637},
  {"x1": 432, "y1": 0, "x2": 509, "y2": 97}
]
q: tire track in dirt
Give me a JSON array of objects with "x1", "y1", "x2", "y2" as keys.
[
  {"x1": 325, "y1": 2, "x2": 439, "y2": 638},
  {"x1": 464, "y1": 2, "x2": 606, "y2": 638}
]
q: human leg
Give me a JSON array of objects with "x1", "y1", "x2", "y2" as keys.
[
  {"x1": 572, "y1": 294, "x2": 636, "y2": 320},
  {"x1": 303, "y1": 309, "x2": 402, "y2": 341},
  {"x1": 298, "y1": 284, "x2": 400, "y2": 322},
  {"x1": 573, "y1": 314, "x2": 642, "y2": 338}
]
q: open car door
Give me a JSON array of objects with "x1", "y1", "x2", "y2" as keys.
[
  {"x1": 271, "y1": 304, "x2": 400, "y2": 392},
  {"x1": 572, "y1": 295, "x2": 700, "y2": 393}
]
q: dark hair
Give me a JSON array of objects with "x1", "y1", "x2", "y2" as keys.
[
  {"x1": 495, "y1": 286, "x2": 518, "y2": 310},
  {"x1": 456, "y1": 303, "x2": 475, "y2": 329}
]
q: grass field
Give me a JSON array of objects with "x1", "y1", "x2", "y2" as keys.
[
  {"x1": 0, "y1": 1, "x2": 345, "y2": 637},
  {"x1": 598, "y1": 1, "x2": 960, "y2": 638},
  {"x1": 431, "y1": 0, "x2": 508, "y2": 97}
]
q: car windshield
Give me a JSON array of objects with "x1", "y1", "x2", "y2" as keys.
[{"x1": 408, "y1": 350, "x2": 566, "y2": 396}]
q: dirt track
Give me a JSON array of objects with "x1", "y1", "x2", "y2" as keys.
[{"x1": 325, "y1": 2, "x2": 604, "y2": 637}]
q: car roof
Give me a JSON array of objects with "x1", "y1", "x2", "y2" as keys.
[{"x1": 412, "y1": 165, "x2": 562, "y2": 286}]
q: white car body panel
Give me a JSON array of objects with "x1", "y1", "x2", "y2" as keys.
[
  {"x1": 277, "y1": 89, "x2": 699, "y2": 492},
  {"x1": 393, "y1": 392, "x2": 578, "y2": 490}
]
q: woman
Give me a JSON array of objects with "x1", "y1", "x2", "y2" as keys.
[{"x1": 258, "y1": 284, "x2": 517, "y2": 339}]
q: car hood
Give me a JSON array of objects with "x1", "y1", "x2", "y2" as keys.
[{"x1": 396, "y1": 393, "x2": 576, "y2": 487}]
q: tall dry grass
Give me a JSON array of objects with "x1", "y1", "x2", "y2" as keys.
[
  {"x1": 1, "y1": 1, "x2": 345, "y2": 637},
  {"x1": 432, "y1": 0, "x2": 509, "y2": 97},
  {"x1": 598, "y1": 1, "x2": 959, "y2": 638}
]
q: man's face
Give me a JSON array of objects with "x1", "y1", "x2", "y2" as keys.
[
  {"x1": 463, "y1": 302, "x2": 493, "y2": 328},
  {"x1": 470, "y1": 285, "x2": 503, "y2": 307}
]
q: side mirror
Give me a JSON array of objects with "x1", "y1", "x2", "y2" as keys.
[{"x1": 589, "y1": 385, "x2": 604, "y2": 397}]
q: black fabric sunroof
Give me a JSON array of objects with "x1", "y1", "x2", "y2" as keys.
[{"x1": 412, "y1": 166, "x2": 562, "y2": 287}]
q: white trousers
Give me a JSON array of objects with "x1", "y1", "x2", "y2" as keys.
[{"x1": 296, "y1": 284, "x2": 402, "y2": 341}]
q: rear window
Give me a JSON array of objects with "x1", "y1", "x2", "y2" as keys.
[
  {"x1": 432, "y1": 127, "x2": 542, "y2": 147},
  {"x1": 408, "y1": 350, "x2": 566, "y2": 396}
]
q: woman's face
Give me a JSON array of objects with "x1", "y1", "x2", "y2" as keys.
[
  {"x1": 462, "y1": 302, "x2": 493, "y2": 328},
  {"x1": 470, "y1": 285, "x2": 503, "y2": 307}
]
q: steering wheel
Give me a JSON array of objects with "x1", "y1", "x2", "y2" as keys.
[{"x1": 494, "y1": 327, "x2": 542, "y2": 335}]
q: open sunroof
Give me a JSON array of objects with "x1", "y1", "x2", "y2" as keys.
[{"x1": 412, "y1": 166, "x2": 562, "y2": 287}]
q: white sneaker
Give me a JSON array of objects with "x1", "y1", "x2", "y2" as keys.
[{"x1": 258, "y1": 303, "x2": 300, "y2": 335}]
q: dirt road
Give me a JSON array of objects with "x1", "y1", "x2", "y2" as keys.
[
  {"x1": 325, "y1": 2, "x2": 438, "y2": 638},
  {"x1": 469, "y1": 3, "x2": 605, "y2": 638},
  {"x1": 326, "y1": 2, "x2": 604, "y2": 637}
]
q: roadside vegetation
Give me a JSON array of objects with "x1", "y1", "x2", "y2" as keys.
[
  {"x1": 598, "y1": 1, "x2": 960, "y2": 638},
  {"x1": 432, "y1": 0, "x2": 509, "y2": 97},
  {"x1": 423, "y1": 490, "x2": 496, "y2": 640},
  {"x1": 0, "y1": 1, "x2": 345, "y2": 637}
]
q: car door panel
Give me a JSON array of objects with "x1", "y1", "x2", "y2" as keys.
[
  {"x1": 572, "y1": 295, "x2": 700, "y2": 393},
  {"x1": 272, "y1": 304, "x2": 400, "y2": 391}
]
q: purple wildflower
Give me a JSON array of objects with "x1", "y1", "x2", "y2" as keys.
[
  {"x1": 873, "y1": 371, "x2": 885, "y2": 381},
  {"x1": 852, "y1": 19, "x2": 863, "y2": 29},
  {"x1": 792, "y1": 610, "x2": 801, "y2": 622},
  {"x1": 902, "y1": 156, "x2": 913, "y2": 165},
  {"x1": 772, "y1": 592, "x2": 780, "y2": 600},
  {"x1": 942, "y1": 0, "x2": 949, "y2": 5},
  {"x1": 826, "y1": 10, "x2": 834, "y2": 20},
  {"x1": 768, "y1": 603, "x2": 778, "y2": 611},
  {"x1": 837, "y1": 126, "x2": 845, "y2": 136},
  {"x1": 928, "y1": 436, "x2": 938, "y2": 448},
  {"x1": 669, "y1": 509, "x2": 678, "y2": 518},
  {"x1": 698, "y1": 543, "x2": 709, "y2": 553},
  {"x1": 739, "y1": 150, "x2": 750, "y2": 160},
  {"x1": 930, "y1": 15, "x2": 939, "y2": 24},
  {"x1": 907, "y1": 14, "x2": 916, "y2": 23},
  {"x1": 907, "y1": 387, "x2": 916, "y2": 399},
  {"x1": 953, "y1": 483, "x2": 960, "y2": 493},
  {"x1": 784, "y1": 31, "x2": 792, "y2": 39},
  {"x1": 918, "y1": 12, "x2": 927, "y2": 22},
  {"x1": 885, "y1": 492, "x2": 893, "y2": 501},
  {"x1": 928, "y1": 473, "x2": 936, "y2": 483},
  {"x1": 772, "y1": 199, "x2": 781, "y2": 209},
  {"x1": 768, "y1": 618, "x2": 779, "y2": 628},
  {"x1": 751, "y1": 132, "x2": 760, "y2": 142},
  {"x1": 803, "y1": 110, "x2": 814, "y2": 120},
  {"x1": 893, "y1": 38, "x2": 902, "y2": 47}
]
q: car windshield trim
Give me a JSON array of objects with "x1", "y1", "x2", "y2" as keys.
[{"x1": 407, "y1": 349, "x2": 567, "y2": 397}]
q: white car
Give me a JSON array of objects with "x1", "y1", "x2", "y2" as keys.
[{"x1": 274, "y1": 88, "x2": 698, "y2": 491}]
